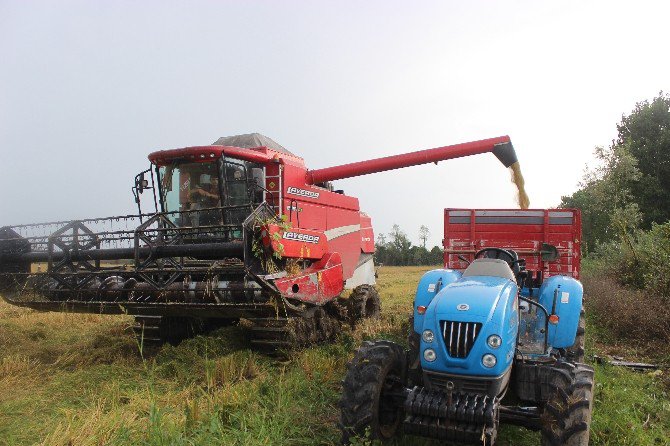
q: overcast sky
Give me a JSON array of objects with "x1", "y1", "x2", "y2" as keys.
[{"x1": 1, "y1": 1, "x2": 669, "y2": 247}]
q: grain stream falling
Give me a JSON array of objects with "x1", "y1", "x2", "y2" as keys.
[{"x1": 509, "y1": 161, "x2": 530, "y2": 209}]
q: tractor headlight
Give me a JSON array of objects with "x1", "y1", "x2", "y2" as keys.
[
  {"x1": 422, "y1": 329, "x2": 435, "y2": 343},
  {"x1": 487, "y1": 335, "x2": 502, "y2": 349},
  {"x1": 482, "y1": 354, "x2": 497, "y2": 368},
  {"x1": 424, "y1": 348, "x2": 437, "y2": 362}
]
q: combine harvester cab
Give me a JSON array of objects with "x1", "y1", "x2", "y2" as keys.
[
  {"x1": 0, "y1": 134, "x2": 519, "y2": 350},
  {"x1": 340, "y1": 208, "x2": 595, "y2": 445}
]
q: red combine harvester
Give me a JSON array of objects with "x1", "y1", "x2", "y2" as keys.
[{"x1": 0, "y1": 134, "x2": 520, "y2": 350}]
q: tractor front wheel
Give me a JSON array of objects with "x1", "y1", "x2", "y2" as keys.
[
  {"x1": 339, "y1": 340, "x2": 407, "y2": 444},
  {"x1": 541, "y1": 361, "x2": 595, "y2": 446},
  {"x1": 347, "y1": 284, "x2": 381, "y2": 323}
]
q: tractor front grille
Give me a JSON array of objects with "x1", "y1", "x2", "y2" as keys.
[{"x1": 441, "y1": 320, "x2": 482, "y2": 358}]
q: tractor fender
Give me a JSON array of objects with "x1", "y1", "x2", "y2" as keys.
[
  {"x1": 538, "y1": 275, "x2": 584, "y2": 349},
  {"x1": 413, "y1": 269, "x2": 462, "y2": 334}
]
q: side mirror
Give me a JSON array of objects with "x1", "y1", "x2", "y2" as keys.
[
  {"x1": 135, "y1": 172, "x2": 149, "y2": 193},
  {"x1": 541, "y1": 243, "x2": 560, "y2": 261},
  {"x1": 132, "y1": 168, "x2": 157, "y2": 217}
]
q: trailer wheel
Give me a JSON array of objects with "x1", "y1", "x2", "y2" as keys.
[
  {"x1": 541, "y1": 361, "x2": 595, "y2": 446},
  {"x1": 339, "y1": 340, "x2": 407, "y2": 444},
  {"x1": 347, "y1": 284, "x2": 381, "y2": 323},
  {"x1": 565, "y1": 307, "x2": 586, "y2": 363}
]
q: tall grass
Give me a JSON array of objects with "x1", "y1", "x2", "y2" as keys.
[{"x1": 1, "y1": 266, "x2": 669, "y2": 445}]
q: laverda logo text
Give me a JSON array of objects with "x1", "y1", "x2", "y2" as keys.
[
  {"x1": 283, "y1": 232, "x2": 320, "y2": 244},
  {"x1": 287, "y1": 186, "x2": 319, "y2": 199}
]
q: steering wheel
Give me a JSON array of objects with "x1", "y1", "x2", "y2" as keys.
[
  {"x1": 474, "y1": 248, "x2": 523, "y2": 277},
  {"x1": 475, "y1": 247, "x2": 516, "y2": 261}
]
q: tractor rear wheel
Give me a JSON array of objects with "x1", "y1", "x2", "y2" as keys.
[
  {"x1": 347, "y1": 284, "x2": 381, "y2": 323},
  {"x1": 541, "y1": 361, "x2": 595, "y2": 446},
  {"x1": 339, "y1": 340, "x2": 407, "y2": 444},
  {"x1": 565, "y1": 307, "x2": 586, "y2": 363}
]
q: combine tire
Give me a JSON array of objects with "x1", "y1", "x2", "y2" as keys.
[
  {"x1": 339, "y1": 340, "x2": 407, "y2": 444},
  {"x1": 347, "y1": 284, "x2": 381, "y2": 323},
  {"x1": 541, "y1": 361, "x2": 595, "y2": 446},
  {"x1": 565, "y1": 307, "x2": 586, "y2": 363},
  {"x1": 249, "y1": 306, "x2": 341, "y2": 353}
]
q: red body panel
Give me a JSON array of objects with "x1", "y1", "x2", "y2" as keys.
[
  {"x1": 262, "y1": 224, "x2": 327, "y2": 260},
  {"x1": 359, "y1": 213, "x2": 375, "y2": 253},
  {"x1": 443, "y1": 208, "x2": 581, "y2": 279},
  {"x1": 274, "y1": 252, "x2": 344, "y2": 304}
]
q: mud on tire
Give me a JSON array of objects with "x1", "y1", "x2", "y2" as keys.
[
  {"x1": 339, "y1": 340, "x2": 407, "y2": 444},
  {"x1": 565, "y1": 307, "x2": 586, "y2": 363},
  {"x1": 347, "y1": 284, "x2": 381, "y2": 323},
  {"x1": 406, "y1": 315, "x2": 422, "y2": 387},
  {"x1": 541, "y1": 361, "x2": 595, "y2": 446}
]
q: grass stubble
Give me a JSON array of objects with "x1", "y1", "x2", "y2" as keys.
[{"x1": 0, "y1": 266, "x2": 668, "y2": 445}]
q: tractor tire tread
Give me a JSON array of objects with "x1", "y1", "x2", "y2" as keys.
[
  {"x1": 339, "y1": 340, "x2": 406, "y2": 444},
  {"x1": 565, "y1": 307, "x2": 586, "y2": 363},
  {"x1": 541, "y1": 361, "x2": 595, "y2": 446}
]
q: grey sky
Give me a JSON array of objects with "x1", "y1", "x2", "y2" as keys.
[{"x1": 1, "y1": 1, "x2": 669, "y2": 248}]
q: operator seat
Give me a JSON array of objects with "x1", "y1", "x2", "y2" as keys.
[{"x1": 462, "y1": 259, "x2": 516, "y2": 282}]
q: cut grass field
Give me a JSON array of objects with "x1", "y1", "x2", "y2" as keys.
[{"x1": 1, "y1": 266, "x2": 669, "y2": 445}]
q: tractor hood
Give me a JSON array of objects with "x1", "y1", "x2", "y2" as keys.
[
  {"x1": 420, "y1": 275, "x2": 519, "y2": 377},
  {"x1": 430, "y1": 277, "x2": 513, "y2": 319}
]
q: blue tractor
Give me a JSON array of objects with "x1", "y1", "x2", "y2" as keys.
[{"x1": 339, "y1": 247, "x2": 594, "y2": 445}]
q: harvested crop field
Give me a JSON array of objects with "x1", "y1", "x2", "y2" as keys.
[{"x1": 1, "y1": 266, "x2": 669, "y2": 445}]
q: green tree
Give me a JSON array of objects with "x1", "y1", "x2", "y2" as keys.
[
  {"x1": 561, "y1": 144, "x2": 641, "y2": 251},
  {"x1": 430, "y1": 245, "x2": 444, "y2": 265},
  {"x1": 561, "y1": 93, "x2": 670, "y2": 295},
  {"x1": 616, "y1": 93, "x2": 670, "y2": 227},
  {"x1": 419, "y1": 225, "x2": 430, "y2": 248},
  {"x1": 390, "y1": 224, "x2": 411, "y2": 250}
]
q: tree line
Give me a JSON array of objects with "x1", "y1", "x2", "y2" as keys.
[
  {"x1": 560, "y1": 92, "x2": 670, "y2": 295},
  {"x1": 374, "y1": 224, "x2": 443, "y2": 266}
]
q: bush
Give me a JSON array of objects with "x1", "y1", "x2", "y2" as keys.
[
  {"x1": 583, "y1": 274, "x2": 670, "y2": 350},
  {"x1": 597, "y1": 222, "x2": 670, "y2": 298}
]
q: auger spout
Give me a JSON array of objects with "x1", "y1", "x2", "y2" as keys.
[{"x1": 305, "y1": 135, "x2": 518, "y2": 184}]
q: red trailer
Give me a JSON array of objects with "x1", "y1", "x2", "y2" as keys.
[{"x1": 443, "y1": 208, "x2": 581, "y2": 279}]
